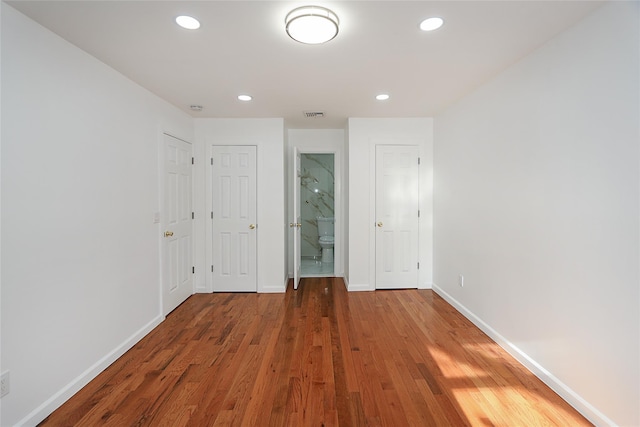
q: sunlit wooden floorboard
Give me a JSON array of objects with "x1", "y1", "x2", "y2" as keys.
[{"x1": 39, "y1": 277, "x2": 591, "y2": 426}]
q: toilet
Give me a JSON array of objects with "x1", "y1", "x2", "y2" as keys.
[{"x1": 316, "y1": 216, "x2": 335, "y2": 263}]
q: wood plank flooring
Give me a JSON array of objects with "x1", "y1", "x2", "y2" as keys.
[{"x1": 39, "y1": 278, "x2": 591, "y2": 426}]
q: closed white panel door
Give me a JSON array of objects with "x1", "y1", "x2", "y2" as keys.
[
  {"x1": 212, "y1": 146, "x2": 257, "y2": 292},
  {"x1": 163, "y1": 134, "x2": 193, "y2": 315},
  {"x1": 292, "y1": 149, "x2": 301, "y2": 290},
  {"x1": 375, "y1": 145, "x2": 419, "y2": 289}
]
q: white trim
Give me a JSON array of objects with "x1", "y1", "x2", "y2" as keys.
[
  {"x1": 204, "y1": 142, "x2": 214, "y2": 293},
  {"x1": 260, "y1": 282, "x2": 288, "y2": 293},
  {"x1": 206, "y1": 143, "x2": 260, "y2": 293},
  {"x1": 16, "y1": 316, "x2": 164, "y2": 427},
  {"x1": 290, "y1": 148, "x2": 343, "y2": 278},
  {"x1": 346, "y1": 282, "x2": 372, "y2": 292},
  {"x1": 371, "y1": 142, "x2": 421, "y2": 290},
  {"x1": 432, "y1": 283, "x2": 616, "y2": 427},
  {"x1": 368, "y1": 142, "x2": 377, "y2": 289},
  {"x1": 160, "y1": 132, "x2": 195, "y2": 315}
]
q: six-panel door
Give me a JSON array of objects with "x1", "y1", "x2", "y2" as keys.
[
  {"x1": 375, "y1": 145, "x2": 419, "y2": 289},
  {"x1": 211, "y1": 146, "x2": 258, "y2": 292},
  {"x1": 163, "y1": 134, "x2": 193, "y2": 314}
]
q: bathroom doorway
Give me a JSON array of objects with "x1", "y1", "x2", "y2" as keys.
[{"x1": 300, "y1": 153, "x2": 335, "y2": 277}]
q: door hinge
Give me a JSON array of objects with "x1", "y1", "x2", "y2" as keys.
[
  {"x1": 211, "y1": 265, "x2": 214, "y2": 272},
  {"x1": 418, "y1": 210, "x2": 420, "y2": 218},
  {"x1": 192, "y1": 157, "x2": 194, "y2": 165},
  {"x1": 417, "y1": 262, "x2": 420, "y2": 269},
  {"x1": 418, "y1": 157, "x2": 421, "y2": 165},
  {"x1": 211, "y1": 158, "x2": 213, "y2": 165},
  {"x1": 192, "y1": 266, "x2": 195, "y2": 274},
  {"x1": 211, "y1": 211, "x2": 213, "y2": 219},
  {"x1": 192, "y1": 212, "x2": 195, "y2": 219}
]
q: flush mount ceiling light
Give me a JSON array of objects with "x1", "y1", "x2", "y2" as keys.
[
  {"x1": 176, "y1": 15, "x2": 200, "y2": 30},
  {"x1": 376, "y1": 94, "x2": 390, "y2": 101},
  {"x1": 420, "y1": 17, "x2": 444, "y2": 32},
  {"x1": 285, "y1": 6, "x2": 339, "y2": 44},
  {"x1": 238, "y1": 95, "x2": 252, "y2": 101}
]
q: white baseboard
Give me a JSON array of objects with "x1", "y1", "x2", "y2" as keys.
[
  {"x1": 259, "y1": 281, "x2": 287, "y2": 293},
  {"x1": 346, "y1": 282, "x2": 373, "y2": 292},
  {"x1": 432, "y1": 284, "x2": 615, "y2": 427},
  {"x1": 16, "y1": 315, "x2": 164, "y2": 427},
  {"x1": 418, "y1": 281, "x2": 433, "y2": 290}
]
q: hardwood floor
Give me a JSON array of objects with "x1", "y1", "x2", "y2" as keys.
[{"x1": 39, "y1": 278, "x2": 591, "y2": 426}]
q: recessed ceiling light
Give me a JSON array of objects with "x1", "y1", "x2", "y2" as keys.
[
  {"x1": 238, "y1": 95, "x2": 252, "y2": 101},
  {"x1": 420, "y1": 17, "x2": 444, "y2": 32},
  {"x1": 176, "y1": 15, "x2": 200, "y2": 30},
  {"x1": 190, "y1": 105, "x2": 203, "y2": 111},
  {"x1": 285, "y1": 6, "x2": 339, "y2": 44},
  {"x1": 376, "y1": 94, "x2": 390, "y2": 101}
]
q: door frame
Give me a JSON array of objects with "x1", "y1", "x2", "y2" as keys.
[
  {"x1": 373, "y1": 144, "x2": 420, "y2": 289},
  {"x1": 205, "y1": 144, "x2": 258, "y2": 292},
  {"x1": 290, "y1": 147, "x2": 342, "y2": 279},
  {"x1": 292, "y1": 148, "x2": 301, "y2": 289},
  {"x1": 159, "y1": 131, "x2": 195, "y2": 316},
  {"x1": 369, "y1": 142, "x2": 424, "y2": 290}
]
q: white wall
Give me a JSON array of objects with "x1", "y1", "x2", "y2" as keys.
[
  {"x1": 343, "y1": 127, "x2": 350, "y2": 281},
  {"x1": 283, "y1": 129, "x2": 289, "y2": 286},
  {"x1": 287, "y1": 129, "x2": 345, "y2": 278},
  {"x1": 0, "y1": 3, "x2": 4, "y2": 425},
  {"x1": 194, "y1": 119, "x2": 287, "y2": 293},
  {"x1": 433, "y1": 2, "x2": 639, "y2": 425},
  {"x1": 0, "y1": 4, "x2": 194, "y2": 426},
  {"x1": 347, "y1": 118, "x2": 433, "y2": 291}
]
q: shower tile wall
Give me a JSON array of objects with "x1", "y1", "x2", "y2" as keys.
[{"x1": 300, "y1": 154, "x2": 334, "y2": 258}]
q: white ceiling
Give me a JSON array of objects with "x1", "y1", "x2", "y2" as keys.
[{"x1": 7, "y1": 1, "x2": 604, "y2": 129}]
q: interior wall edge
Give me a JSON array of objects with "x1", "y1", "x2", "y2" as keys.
[
  {"x1": 432, "y1": 284, "x2": 615, "y2": 427},
  {"x1": 14, "y1": 315, "x2": 164, "y2": 427}
]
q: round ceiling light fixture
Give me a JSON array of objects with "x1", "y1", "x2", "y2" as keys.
[
  {"x1": 176, "y1": 15, "x2": 201, "y2": 30},
  {"x1": 376, "y1": 94, "x2": 390, "y2": 101},
  {"x1": 285, "y1": 6, "x2": 339, "y2": 44},
  {"x1": 238, "y1": 95, "x2": 253, "y2": 101},
  {"x1": 420, "y1": 17, "x2": 444, "y2": 32}
]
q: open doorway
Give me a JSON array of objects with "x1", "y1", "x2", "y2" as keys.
[{"x1": 299, "y1": 153, "x2": 335, "y2": 277}]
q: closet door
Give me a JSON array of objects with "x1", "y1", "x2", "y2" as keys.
[
  {"x1": 163, "y1": 134, "x2": 193, "y2": 314},
  {"x1": 211, "y1": 145, "x2": 257, "y2": 292},
  {"x1": 375, "y1": 145, "x2": 419, "y2": 289}
]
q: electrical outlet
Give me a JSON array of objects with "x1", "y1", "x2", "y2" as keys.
[
  {"x1": 458, "y1": 274, "x2": 464, "y2": 287},
  {"x1": 1, "y1": 371, "x2": 9, "y2": 398}
]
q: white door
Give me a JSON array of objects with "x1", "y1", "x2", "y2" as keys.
[
  {"x1": 291, "y1": 148, "x2": 302, "y2": 290},
  {"x1": 212, "y1": 146, "x2": 257, "y2": 292},
  {"x1": 375, "y1": 145, "x2": 419, "y2": 289},
  {"x1": 162, "y1": 134, "x2": 193, "y2": 315}
]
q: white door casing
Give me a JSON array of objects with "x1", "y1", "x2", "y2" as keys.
[
  {"x1": 292, "y1": 148, "x2": 302, "y2": 290},
  {"x1": 211, "y1": 145, "x2": 257, "y2": 292},
  {"x1": 162, "y1": 134, "x2": 193, "y2": 315},
  {"x1": 375, "y1": 145, "x2": 419, "y2": 289}
]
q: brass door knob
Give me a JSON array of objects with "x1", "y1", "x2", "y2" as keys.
[
  {"x1": 296, "y1": 223, "x2": 302, "y2": 228},
  {"x1": 376, "y1": 222, "x2": 383, "y2": 228},
  {"x1": 164, "y1": 231, "x2": 174, "y2": 237},
  {"x1": 249, "y1": 224, "x2": 256, "y2": 230}
]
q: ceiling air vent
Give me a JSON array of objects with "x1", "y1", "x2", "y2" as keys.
[{"x1": 304, "y1": 111, "x2": 325, "y2": 118}]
